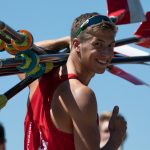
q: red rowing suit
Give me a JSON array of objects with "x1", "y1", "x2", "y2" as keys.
[{"x1": 24, "y1": 68, "x2": 77, "y2": 150}]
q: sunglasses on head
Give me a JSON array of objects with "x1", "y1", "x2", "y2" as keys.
[{"x1": 76, "y1": 15, "x2": 113, "y2": 37}]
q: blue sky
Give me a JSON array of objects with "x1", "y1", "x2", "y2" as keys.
[{"x1": 0, "y1": 0, "x2": 149, "y2": 150}]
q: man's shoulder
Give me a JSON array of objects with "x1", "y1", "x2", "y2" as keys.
[
  {"x1": 74, "y1": 85, "x2": 97, "y2": 108},
  {"x1": 54, "y1": 79, "x2": 98, "y2": 121},
  {"x1": 74, "y1": 84, "x2": 95, "y2": 99},
  {"x1": 64, "y1": 81, "x2": 97, "y2": 112},
  {"x1": 60, "y1": 79, "x2": 95, "y2": 101}
]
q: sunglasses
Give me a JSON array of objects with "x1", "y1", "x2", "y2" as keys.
[{"x1": 76, "y1": 15, "x2": 113, "y2": 37}]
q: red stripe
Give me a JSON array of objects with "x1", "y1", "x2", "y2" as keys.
[{"x1": 108, "y1": 65, "x2": 147, "y2": 85}]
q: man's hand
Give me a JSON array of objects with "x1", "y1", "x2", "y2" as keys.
[{"x1": 108, "y1": 106, "x2": 127, "y2": 148}]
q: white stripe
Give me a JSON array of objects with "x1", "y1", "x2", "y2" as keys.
[
  {"x1": 114, "y1": 45, "x2": 150, "y2": 56},
  {"x1": 127, "y1": 0, "x2": 145, "y2": 23}
]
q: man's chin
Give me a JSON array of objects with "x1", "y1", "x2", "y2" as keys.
[{"x1": 96, "y1": 69, "x2": 106, "y2": 74}]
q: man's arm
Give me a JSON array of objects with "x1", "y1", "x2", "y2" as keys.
[
  {"x1": 35, "y1": 36, "x2": 70, "y2": 50},
  {"x1": 71, "y1": 86, "x2": 100, "y2": 150},
  {"x1": 69, "y1": 86, "x2": 126, "y2": 150}
]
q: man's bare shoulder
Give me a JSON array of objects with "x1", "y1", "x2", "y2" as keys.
[
  {"x1": 58, "y1": 79, "x2": 97, "y2": 119},
  {"x1": 59, "y1": 79, "x2": 96, "y2": 103},
  {"x1": 73, "y1": 83, "x2": 96, "y2": 106}
]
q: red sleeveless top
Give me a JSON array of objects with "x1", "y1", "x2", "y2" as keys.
[{"x1": 24, "y1": 68, "x2": 77, "y2": 150}]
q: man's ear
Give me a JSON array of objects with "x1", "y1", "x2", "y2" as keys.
[{"x1": 72, "y1": 38, "x2": 80, "y2": 52}]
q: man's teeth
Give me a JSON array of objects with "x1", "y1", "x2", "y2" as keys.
[{"x1": 97, "y1": 60, "x2": 107, "y2": 64}]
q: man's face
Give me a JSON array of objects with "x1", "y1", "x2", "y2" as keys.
[
  {"x1": 79, "y1": 29, "x2": 115, "y2": 74},
  {"x1": 100, "y1": 120, "x2": 110, "y2": 147}
]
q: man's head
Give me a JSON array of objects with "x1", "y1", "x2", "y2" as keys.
[
  {"x1": 99, "y1": 112, "x2": 127, "y2": 149},
  {"x1": 0, "y1": 123, "x2": 6, "y2": 150},
  {"x1": 71, "y1": 12, "x2": 117, "y2": 41},
  {"x1": 70, "y1": 12, "x2": 118, "y2": 74}
]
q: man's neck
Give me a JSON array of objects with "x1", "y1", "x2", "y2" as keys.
[{"x1": 66, "y1": 53, "x2": 95, "y2": 85}]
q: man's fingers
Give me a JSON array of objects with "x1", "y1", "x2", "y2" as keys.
[
  {"x1": 109, "y1": 106, "x2": 119, "y2": 131},
  {"x1": 111, "y1": 105, "x2": 119, "y2": 118}
]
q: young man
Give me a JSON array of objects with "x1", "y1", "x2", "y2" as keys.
[
  {"x1": 21, "y1": 12, "x2": 127, "y2": 150},
  {"x1": 99, "y1": 112, "x2": 127, "y2": 150},
  {"x1": 0, "y1": 123, "x2": 6, "y2": 150}
]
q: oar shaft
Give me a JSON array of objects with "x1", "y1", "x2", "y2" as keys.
[
  {"x1": 39, "y1": 53, "x2": 69, "y2": 62},
  {"x1": 111, "y1": 55, "x2": 150, "y2": 64},
  {"x1": 1, "y1": 55, "x2": 150, "y2": 76},
  {"x1": 0, "y1": 60, "x2": 66, "y2": 76},
  {"x1": 1, "y1": 53, "x2": 150, "y2": 69},
  {"x1": 1, "y1": 55, "x2": 150, "y2": 100},
  {"x1": 0, "y1": 57, "x2": 24, "y2": 68},
  {"x1": 115, "y1": 37, "x2": 142, "y2": 47},
  {"x1": 0, "y1": 21, "x2": 25, "y2": 42},
  {"x1": 0, "y1": 67, "x2": 20, "y2": 76},
  {"x1": 0, "y1": 53, "x2": 69, "y2": 69},
  {"x1": 4, "y1": 76, "x2": 37, "y2": 100},
  {"x1": 0, "y1": 33, "x2": 11, "y2": 44}
]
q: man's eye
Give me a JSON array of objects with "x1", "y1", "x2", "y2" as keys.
[
  {"x1": 95, "y1": 42, "x2": 100, "y2": 45},
  {"x1": 93, "y1": 42, "x2": 103, "y2": 47}
]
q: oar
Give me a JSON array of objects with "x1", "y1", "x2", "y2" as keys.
[
  {"x1": 107, "y1": 0, "x2": 145, "y2": 25},
  {"x1": 115, "y1": 37, "x2": 143, "y2": 47},
  {"x1": 0, "y1": 67, "x2": 21, "y2": 76},
  {"x1": 0, "y1": 61, "x2": 54, "y2": 109},
  {"x1": 0, "y1": 20, "x2": 46, "y2": 54},
  {"x1": 107, "y1": 65, "x2": 150, "y2": 86},
  {"x1": 0, "y1": 75, "x2": 38, "y2": 109},
  {"x1": 0, "y1": 53, "x2": 69, "y2": 69},
  {"x1": 116, "y1": 12, "x2": 150, "y2": 48},
  {"x1": 111, "y1": 55, "x2": 150, "y2": 65},
  {"x1": 0, "y1": 54, "x2": 150, "y2": 76}
]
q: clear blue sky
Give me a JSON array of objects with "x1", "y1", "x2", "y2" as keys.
[{"x1": 0, "y1": 0, "x2": 149, "y2": 150}]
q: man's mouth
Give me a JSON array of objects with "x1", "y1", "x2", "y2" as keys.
[{"x1": 97, "y1": 59, "x2": 109, "y2": 66}]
